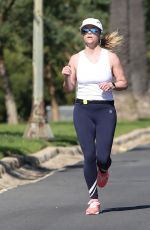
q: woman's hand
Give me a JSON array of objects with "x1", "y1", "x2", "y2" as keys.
[
  {"x1": 62, "y1": 54, "x2": 77, "y2": 92},
  {"x1": 62, "y1": 65, "x2": 72, "y2": 77},
  {"x1": 99, "y1": 82, "x2": 115, "y2": 91}
]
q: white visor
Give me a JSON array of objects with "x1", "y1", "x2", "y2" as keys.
[{"x1": 80, "y1": 18, "x2": 103, "y2": 32}]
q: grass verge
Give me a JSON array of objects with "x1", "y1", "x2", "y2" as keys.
[{"x1": 0, "y1": 119, "x2": 149, "y2": 159}]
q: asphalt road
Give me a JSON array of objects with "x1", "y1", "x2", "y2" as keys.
[{"x1": 0, "y1": 145, "x2": 150, "y2": 230}]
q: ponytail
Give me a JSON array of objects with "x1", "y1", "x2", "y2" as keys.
[{"x1": 100, "y1": 31, "x2": 123, "y2": 50}]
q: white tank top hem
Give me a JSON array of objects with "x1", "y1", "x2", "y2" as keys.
[{"x1": 76, "y1": 48, "x2": 114, "y2": 101}]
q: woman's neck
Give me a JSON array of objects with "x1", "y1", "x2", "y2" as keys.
[{"x1": 84, "y1": 45, "x2": 101, "y2": 55}]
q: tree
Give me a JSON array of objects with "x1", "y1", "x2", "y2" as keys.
[
  {"x1": 0, "y1": 0, "x2": 35, "y2": 122},
  {"x1": 0, "y1": 0, "x2": 18, "y2": 124},
  {"x1": 4, "y1": 0, "x2": 150, "y2": 122},
  {"x1": 109, "y1": 0, "x2": 150, "y2": 120},
  {"x1": 23, "y1": 0, "x2": 54, "y2": 140},
  {"x1": 144, "y1": 0, "x2": 150, "y2": 80}
]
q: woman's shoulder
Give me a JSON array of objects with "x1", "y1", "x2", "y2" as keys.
[
  {"x1": 71, "y1": 50, "x2": 84, "y2": 59},
  {"x1": 107, "y1": 50, "x2": 121, "y2": 67},
  {"x1": 106, "y1": 49, "x2": 118, "y2": 58},
  {"x1": 69, "y1": 53, "x2": 78, "y2": 66},
  {"x1": 107, "y1": 50, "x2": 120, "y2": 61},
  {"x1": 70, "y1": 50, "x2": 84, "y2": 66}
]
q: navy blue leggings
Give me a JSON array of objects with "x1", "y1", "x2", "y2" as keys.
[{"x1": 73, "y1": 102, "x2": 117, "y2": 199}]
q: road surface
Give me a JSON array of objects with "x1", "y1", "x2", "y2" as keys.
[{"x1": 0, "y1": 144, "x2": 150, "y2": 230}]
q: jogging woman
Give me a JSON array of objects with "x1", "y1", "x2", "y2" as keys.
[{"x1": 62, "y1": 18, "x2": 128, "y2": 215}]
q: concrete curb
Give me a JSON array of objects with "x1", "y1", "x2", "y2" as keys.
[
  {"x1": 0, "y1": 146, "x2": 82, "y2": 178},
  {"x1": 112, "y1": 127, "x2": 150, "y2": 153},
  {"x1": 23, "y1": 145, "x2": 82, "y2": 167},
  {"x1": 0, "y1": 127, "x2": 150, "y2": 178}
]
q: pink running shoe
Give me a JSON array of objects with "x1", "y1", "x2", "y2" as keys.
[
  {"x1": 86, "y1": 199, "x2": 100, "y2": 215},
  {"x1": 97, "y1": 170, "x2": 109, "y2": 188}
]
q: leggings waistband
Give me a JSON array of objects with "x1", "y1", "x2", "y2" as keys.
[{"x1": 75, "y1": 99, "x2": 114, "y2": 105}]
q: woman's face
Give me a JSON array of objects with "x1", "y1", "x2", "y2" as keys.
[{"x1": 81, "y1": 24, "x2": 101, "y2": 47}]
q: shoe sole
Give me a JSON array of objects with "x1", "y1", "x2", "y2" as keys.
[{"x1": 86, "y1": 211, "x2": 100, "y2": 215}]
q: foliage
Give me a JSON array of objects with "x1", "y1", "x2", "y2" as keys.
[
  {"x1": 0, "y1": 0, "x2": 111, "y2": 121},
  {"x1": 0, "y1": 0, "x2": 33, "y2": 121},
  {"x1": 0, "y1": 0, "x2": 150, "y2": 122},
  {"x1": 144, "y1": 0, "x2": 150, "y2": 74}
]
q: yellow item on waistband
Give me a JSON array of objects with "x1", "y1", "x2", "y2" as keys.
[{"x1": 83, "y1": 99, "x2": 88, "y2": 104}]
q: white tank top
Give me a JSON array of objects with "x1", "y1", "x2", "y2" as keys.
[{"x1": 76, "y1": 48, "x2": 113, "y2": 101}]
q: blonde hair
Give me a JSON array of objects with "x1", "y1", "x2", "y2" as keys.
[{"x1": 100, "y1": 31, "x2": 123, "y2": 50}]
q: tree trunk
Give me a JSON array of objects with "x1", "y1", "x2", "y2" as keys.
[
  {"x1": 49, "y1": 84, "x2": 60, "y2": 122},
  {"x1": 109, "y1": 0, "x2": 150, "y2": 120},
  {"x1": 109, "y1": 0, "x2": 138, "y2": 120},
  {"x1": 45, "y1": 62, "x2": 60, "y2": 122},
  {"x1": 0, "y1": 49, "x2": 18, "y2": 124},
  {"x1": 129, "y1": 0, "x2": 150, "y2": 118},
  {"x1": 109, "y1": 0, "x2": 130, "y2": 83},
  {"x1": 24, "y1": 0, "x2": 54, "y2": 140},
  {"x1": 129, "y1": 0, "x2": 148, "y2": 96}
]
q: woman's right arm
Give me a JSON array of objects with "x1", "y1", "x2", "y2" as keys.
[{"x1": 62, "y1": 54, "x2": 77, "y2": 92}]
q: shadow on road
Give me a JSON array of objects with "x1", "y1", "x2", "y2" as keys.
[
  {"x1": 102, "y1": 204, "x2": 150, "y2": 213},
  {"x1": 66, "y1": 162, "x2": 83, "y2": 169},
  {"x1": 0, "y1": 159, "x2": 52, "y2": 180},
  {"x1": 128, "y1": 144, "x2": 150, "y2": 152}
]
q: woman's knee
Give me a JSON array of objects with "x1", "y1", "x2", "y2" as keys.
[{"x1": 84, "y1": 151, "x2": 96, "y2": 164}]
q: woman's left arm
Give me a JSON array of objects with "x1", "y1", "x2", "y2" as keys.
[
  {"x1": 99, "y1": 52, "x2": 128, "y2": 91},
  {"x1": 110, "y1": 52, "x2": 128, "y2": 90}
]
